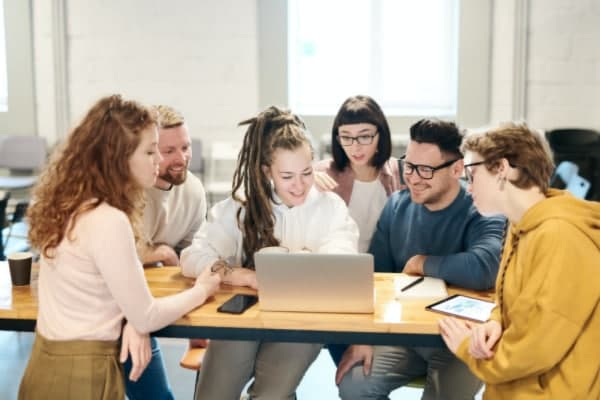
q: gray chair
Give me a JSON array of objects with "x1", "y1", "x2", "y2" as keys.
[
  {"x1": 3, "y1": 201, "x2": 29, "y2": 255},
  {"x1": 204, "y1": 141, "x2": 241, "y2": 206},
  {"x1": 0, "y1": 135, "x2": 47, "y2": 191},
  {"x1": 546, "y1": 128, "x2": 600, "y2": 200},
  {"x1": 0, "y1": 192, "x2": 10, "y2": 260},
  {"x1": 189, "y1": 138, "x2": 205, "y2": 178}
]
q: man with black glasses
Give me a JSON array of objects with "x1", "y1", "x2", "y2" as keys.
[{"x1": 336, "y1": 119, "x2": 505, "y2": 400}]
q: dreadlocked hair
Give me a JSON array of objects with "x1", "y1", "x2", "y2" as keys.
[{"x1": 231, "y1": 106, "x2": 311, "y2": 268}]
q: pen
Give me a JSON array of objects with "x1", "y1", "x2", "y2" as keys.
[{"x1": 400, "y1": 276, "x2": 425, "y2": 292}]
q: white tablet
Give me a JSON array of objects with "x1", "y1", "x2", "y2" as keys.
[{"x1": 426, "y1": 294, "x2": 496, "y2": 322}]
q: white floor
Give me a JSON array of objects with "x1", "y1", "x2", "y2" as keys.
[{"x1": 0, "y1": 332, "x2": 482, "y2": 399}]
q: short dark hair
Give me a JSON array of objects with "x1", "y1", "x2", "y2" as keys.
[
  {"x1": 409, "y1": 118, "x2": 463, "y2": 159},
  {"x1": 331, "y1": 95, "x2": 392, "y2": 171}
]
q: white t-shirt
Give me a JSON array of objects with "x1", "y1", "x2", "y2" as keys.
[{"x1": 347, "y1": 179, "x2": 388, "y2": 252}]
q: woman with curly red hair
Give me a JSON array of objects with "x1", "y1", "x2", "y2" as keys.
[{"x1": 19, "y1": 95, "x2": 220, "y2": 400}]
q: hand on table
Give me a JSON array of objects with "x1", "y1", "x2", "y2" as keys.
[
  {"x1": 156, "y1": 244, "x2": 180, "y2": 266},
  {"x1": 194, "y1": 266, "x2": 221, "y2": 297},
  {"x1": 403, "y1": 255, "x2": 426, "y2": 275}
]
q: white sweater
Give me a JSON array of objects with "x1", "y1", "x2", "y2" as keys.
[
  {"x1": 180, "y1": 187, "x2": 359, "y2": 277},
  {"x1": 143, "y1": 173, "x2": 206, "y2": 249},
  {"x1": 37, "y1": 203, "x2": 208, "y2": 341}
]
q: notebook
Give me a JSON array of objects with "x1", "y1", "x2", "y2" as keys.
[
  {"x1": 393, "y1": 274, "x2": 448, "y2": 300},
  {"x1": 254, "y1": 252, "x2": 374, "y2": 313}
]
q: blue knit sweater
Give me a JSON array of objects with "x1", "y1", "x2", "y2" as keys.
[{"x1": 368, "y1": 187, "x2": 505, "y2": 290}]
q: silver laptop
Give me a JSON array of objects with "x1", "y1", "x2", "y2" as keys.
[{"x1": 254, "y1": 253, "x2": 374, "y2": 313}]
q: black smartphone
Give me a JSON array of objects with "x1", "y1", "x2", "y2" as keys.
[{"x1": 217, "y1": 294, "x2": 259, "y2": 314}]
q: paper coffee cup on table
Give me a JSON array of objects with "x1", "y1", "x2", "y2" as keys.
[{"x1": 8, "y1": 252, "x2": 33, "y2": 286}]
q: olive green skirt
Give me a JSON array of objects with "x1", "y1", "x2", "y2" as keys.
[{"x1": 18, "y1": 332, "x2": 124, "y2": 400}]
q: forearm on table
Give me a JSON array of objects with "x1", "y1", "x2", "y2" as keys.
[{"x1": 125, "y1": 285, "x2": 208, "y2": 334}]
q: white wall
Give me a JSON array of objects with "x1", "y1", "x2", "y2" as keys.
[
  {"x1": 526, "y1": 0, "x2": 600, "y2": 131},
  {"x1": 34, "y1": 0, "x2": 259, "y2": 146},
  {"x1": 31, "y1": 0, "x2": 600, "y2": 148}
]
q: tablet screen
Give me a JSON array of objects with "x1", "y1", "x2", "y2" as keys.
[{"x1": 426, "y1": 295, "x2": 496, "y2": 322}]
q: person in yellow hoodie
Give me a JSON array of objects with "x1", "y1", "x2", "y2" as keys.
[{"x1": 439, "y1": 122, "x2": 600, "y2": 400}]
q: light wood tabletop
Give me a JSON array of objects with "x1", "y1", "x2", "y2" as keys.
[{"x1": 0, "y1": 264, "x2": 494, "y2": 346}]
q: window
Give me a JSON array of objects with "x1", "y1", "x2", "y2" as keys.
[
  {"x1": 0, "y1": 2, "x2": 8, "y2": 112},
  {"x1": 0, "y1": 0, "x2": 36, "y2": 134},
  {"x1": 288, "y1": 0, "x2": 459, "y2": 116},
  {"x1": 258, "y1": 0, "x2": 491, "y2": 135}
]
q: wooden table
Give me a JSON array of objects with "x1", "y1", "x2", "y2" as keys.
[{"x1": 0, "y1": 264, "x2": 494, "y2": 347}]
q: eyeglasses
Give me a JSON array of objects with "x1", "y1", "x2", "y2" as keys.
[
  {"x1": 399, "y1": 156, "x2": 462, "y2": 180},
  {"x1": 337, "y1": 132, "x2": 378, "y2": 146},
  {"x1": 463, "y1": 161, "x2": 487, "y2": 184}
]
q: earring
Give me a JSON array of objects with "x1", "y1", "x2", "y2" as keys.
[{"x1": 498, "y1": 176, "x2": 507, "y2": 191}]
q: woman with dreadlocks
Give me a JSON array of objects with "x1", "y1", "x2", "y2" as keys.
[
  {"x1": 181, "y1": 106, "x2": 359, "y2": 399},
  {"x1": 439, "y1": 122, "x2": 600, "y2": 399}
]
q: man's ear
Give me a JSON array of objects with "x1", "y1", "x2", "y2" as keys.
[{"x1": 452, "y1": 158, "x2": 465, "y2": 179}]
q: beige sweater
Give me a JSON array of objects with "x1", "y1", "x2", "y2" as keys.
[
  {"x1": 143, "y1": 173, "x2": 206, "y2": 249},
  {"x1": 37, "y1": 203, "x2": 207, "y2": 341}
]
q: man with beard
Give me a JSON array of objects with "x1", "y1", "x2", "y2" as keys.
[
  {"x1": 335, "y1": 119, "x2": 505, "y2": 400},
  {"x1": 141, "y1": 104, "x2": 207, "y2": 266},
  {"x1": 123, "y1": 105, "x2": 207, "y2": 400}
]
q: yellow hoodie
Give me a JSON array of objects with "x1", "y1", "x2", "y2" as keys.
[{"x1": 457, "y1": 189, "x2": 600, "y2": 400}]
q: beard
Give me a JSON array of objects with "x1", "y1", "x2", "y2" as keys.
[{"x1": 159, "y1": 167, "x2": 187, "y2": 186}]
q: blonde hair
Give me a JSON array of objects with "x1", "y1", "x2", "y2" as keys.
[
  {"x1": 462, "y1": 122, "x2": 555, "y2": 193},
  {"x1": 28, "y1": 94, "x2": 157, "y2": 258},
  {"x1": 155, "y1": 105, "x2": 184, "y2": 129}
]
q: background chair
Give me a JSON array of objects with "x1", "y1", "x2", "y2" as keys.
[
  {"x1": 3, "y1": 201, "x2": 30, "y2": 257},
  {"x1": 0, "y1": 192, "x2": 10, "y2": 260},
  {"x1": 189, "y1": 138, "x2": 205, "y2": 179},
  {"x1": 204, "y1": 141, "x2": 242, "y2": 206},
  {"x1": 546, "y1": 128, "x2": 600, "y2": 201},
  {"x1": 179, "y1": 339, "x2": 209, "y2": 399},
  {"x1": 0, "y1": 135, "x2": 47, "y2": 192}
]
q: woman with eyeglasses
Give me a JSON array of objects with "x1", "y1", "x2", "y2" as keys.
[
  {"x1": 314, "y1": 95, "x2": 404, "y2": 254},
  {"x1": 313, "y1": 95, "x2": 404, "y2": 366},
  {"x1": 439, "y1": 122, "x2": 600, "y2": 399}
]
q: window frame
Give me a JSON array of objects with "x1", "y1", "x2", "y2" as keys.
[
  {"x1": 258, "y1": 0, "x2": 492, "y2": 138},
  {"x1": 0, "y1": 0, "x2": 36, "y2": 136}
]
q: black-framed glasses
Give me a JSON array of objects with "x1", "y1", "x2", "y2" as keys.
[
  {"x1": 337, "y1": 132, "x2": 378, "y2": 146},
  {"x1": 399, "y1": 156, "x2": 462, "y2": 180},
  {"x1": 463, "y1": 161, "x2": 487, "y2": 184}
]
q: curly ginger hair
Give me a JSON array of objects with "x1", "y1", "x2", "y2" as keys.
[{"x1": 27, "y1": 94, "x2": 157, "y2": 258}]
